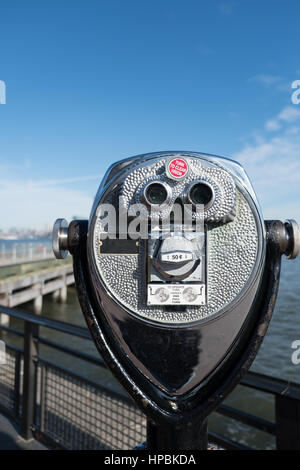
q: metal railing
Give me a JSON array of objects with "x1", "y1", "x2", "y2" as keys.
[
  {"x1": 0, "y1": 242, "x2": 54, "y2": 267},
  {"x1": 0, "y1": 304, "x2": 300, "y2": 450},
  {"x1": 0, "y1": 306, "x2": 146, "y2": 450}
]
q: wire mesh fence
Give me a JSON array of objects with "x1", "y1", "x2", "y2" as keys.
[
  {"x1": 0, "y1": 346, "x2": 21, "y2": 419},
  {"x1": 0, "y1": 344, "x2": 146, "y2": 450},
  {"x1": 36, "y1": 361, "x2": 146, "y2": 449}
]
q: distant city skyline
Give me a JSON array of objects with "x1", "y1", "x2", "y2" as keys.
[
  {"x1": 0, "y1": 1, "x2": 300, "y2": 229},
  {"x1": 0, "y1": 215, "x2": 85, "y2": 236},
  {"x1": 0, "y1": 226, "x2": 52, "y2": 240}
]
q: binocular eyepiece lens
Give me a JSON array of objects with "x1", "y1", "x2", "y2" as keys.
[
  {"x1": 145, "y1": 182, "x2": 168, "y2": 205},
  {"x1": 189, "y1": 182, "x2": 213, "y2": 207}
]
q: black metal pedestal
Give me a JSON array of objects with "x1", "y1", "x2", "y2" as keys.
[{"x1": 147, "y1": 419, "x2": 208, "y2": 451}]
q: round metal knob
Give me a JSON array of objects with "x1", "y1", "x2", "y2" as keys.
[
  {"x1": 284, "y1": 219, "x2": 300, "y2": 260},
  {"x1": 52, "y1": 219, "x2": 69, "y2": 259}
]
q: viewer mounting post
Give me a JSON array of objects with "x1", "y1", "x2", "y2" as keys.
[
  {"x1": 21, "y1": 320, "x2": 39, "y2": 439},
  {"x1": 52, "y1": 151, "x2": 300, "y2": 450}
]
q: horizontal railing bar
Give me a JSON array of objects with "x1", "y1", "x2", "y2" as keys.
[
  {"x1": 208, "y1": 431, "x2": 252, "y2": 450},
  {"x1": 37, "y1": 355, "x2": 135, "y2": 407},
  {"x1": 2, "y1": 305, "x2": 300, "y2": 404},
  {"x1": 38, "y1": 337, "x2": 107, "y2": 369},
  {"x1": 4, "y1": 342, "x2": 24, "y2": 355},
  {"x1": 216, "y1": 404, "x2": 276, "y2": 435},
  {"x1": 0, "y1": 325, "x2": 24, "y2": 337},
  {"x1": 0, "y1": 320, "x2": 107, "y2": 369},
  {"x1": 0, "y1": 305, "x2": 91, "y2": 340},
  {"x1": 241, "y1": 370, "x2": 300, "y2": 401}
]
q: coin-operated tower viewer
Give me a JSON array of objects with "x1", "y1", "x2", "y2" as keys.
[{"x1": 53, "y1": 151, "x2": 300, "y2": 450}]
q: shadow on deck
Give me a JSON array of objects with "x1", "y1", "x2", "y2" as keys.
[{"x1": 0, "y1": 412, "x2": 47, "y2": 450}]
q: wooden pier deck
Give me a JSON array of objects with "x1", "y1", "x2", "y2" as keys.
[{"x1": 0, "y1": 264, "x2": 74, "y2": 315}]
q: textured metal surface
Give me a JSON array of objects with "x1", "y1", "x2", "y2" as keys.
[
  {"x1": 120, "y1": 156, "x2": 236, "y2": 222},
  {"x1": 95, "y1": 189, "x2": 260, "y2": 323}
]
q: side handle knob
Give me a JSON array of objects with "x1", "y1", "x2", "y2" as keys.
[
  {"x1": 52, "y1": 218, "x2": 69, "y2": 259},
  {"x1": 284, "y1": 219, "x2": 300, "y2": 260}
]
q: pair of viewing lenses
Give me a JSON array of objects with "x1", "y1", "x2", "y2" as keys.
[{"x1": 144, "y1": 181, "x2": 214, "y2": 207}]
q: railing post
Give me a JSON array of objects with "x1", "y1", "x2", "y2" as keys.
[
  {"x1": 1, "y1": 243, "x2": 5, "y2": 260},
  {"x1": 275, "y1": 395, "x2": 300, "y2": 449},
  {"x1": 21, "y1": 320, "x2": 39, "y2": 439},
  {"x1": 29, "y1": 243, "x2": 33, "y2": 261},
  {"x1": 14, "y1": 351, "x2": 21, "y2": 419},
  {"x1": 12, "y1": 244, "x2": 17, "y2": 264},
  {"x1": 40, "y1": 365, "x2": 46, "y2": 433}
]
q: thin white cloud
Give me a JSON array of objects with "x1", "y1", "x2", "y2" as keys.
[
  {"x1": 248, "y1": 74, "x2": 291, "y2": 93},
  {"x1": 28, "y1": 174, "x2": 104, "y2": 188},
  {"x1": 286, "y1": 126, "x2": 300, "y2": 135},
  {"x1": 219, "y1": 1, "x2": 235, "y2": 15},
  {"x1": 278, "y1": 106, "x2": 300, "y2": 122},
  {"x1": 196, "y1": 44, "x2": 214, "y2": 56},
  {"x1": 263, "y1": 200, "x2": 300, "y2": 222},
  {"x1": 233, "y1": 127, "x2": 300, "y2": 222},
  {"x1": 0, "y1": 174, "x2": 104, "y2": 229},
  {"x1": 0, "y1": 181, "x2": 94, "y2": 229},
  {"x1": 0, "y1": 174, "x2": 104, "y2": 188},
  {"x1": 265, "y1": 119, "x2": 281, "y2": 131},
  {"x1": 249, "y1": 74, "x2": 282, "y2": 86},
  {"x1": 265, "y1": 106, "x2": 300, "y2": 132}
]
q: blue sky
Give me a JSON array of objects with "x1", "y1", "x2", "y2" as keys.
[{"x1": 0, "y1": 0, "x2": 300, "y2": 228}]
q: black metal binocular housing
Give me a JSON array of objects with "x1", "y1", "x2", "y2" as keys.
[{"x1": 53, "y1": 151, "x2": 300, "y2": 450}]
